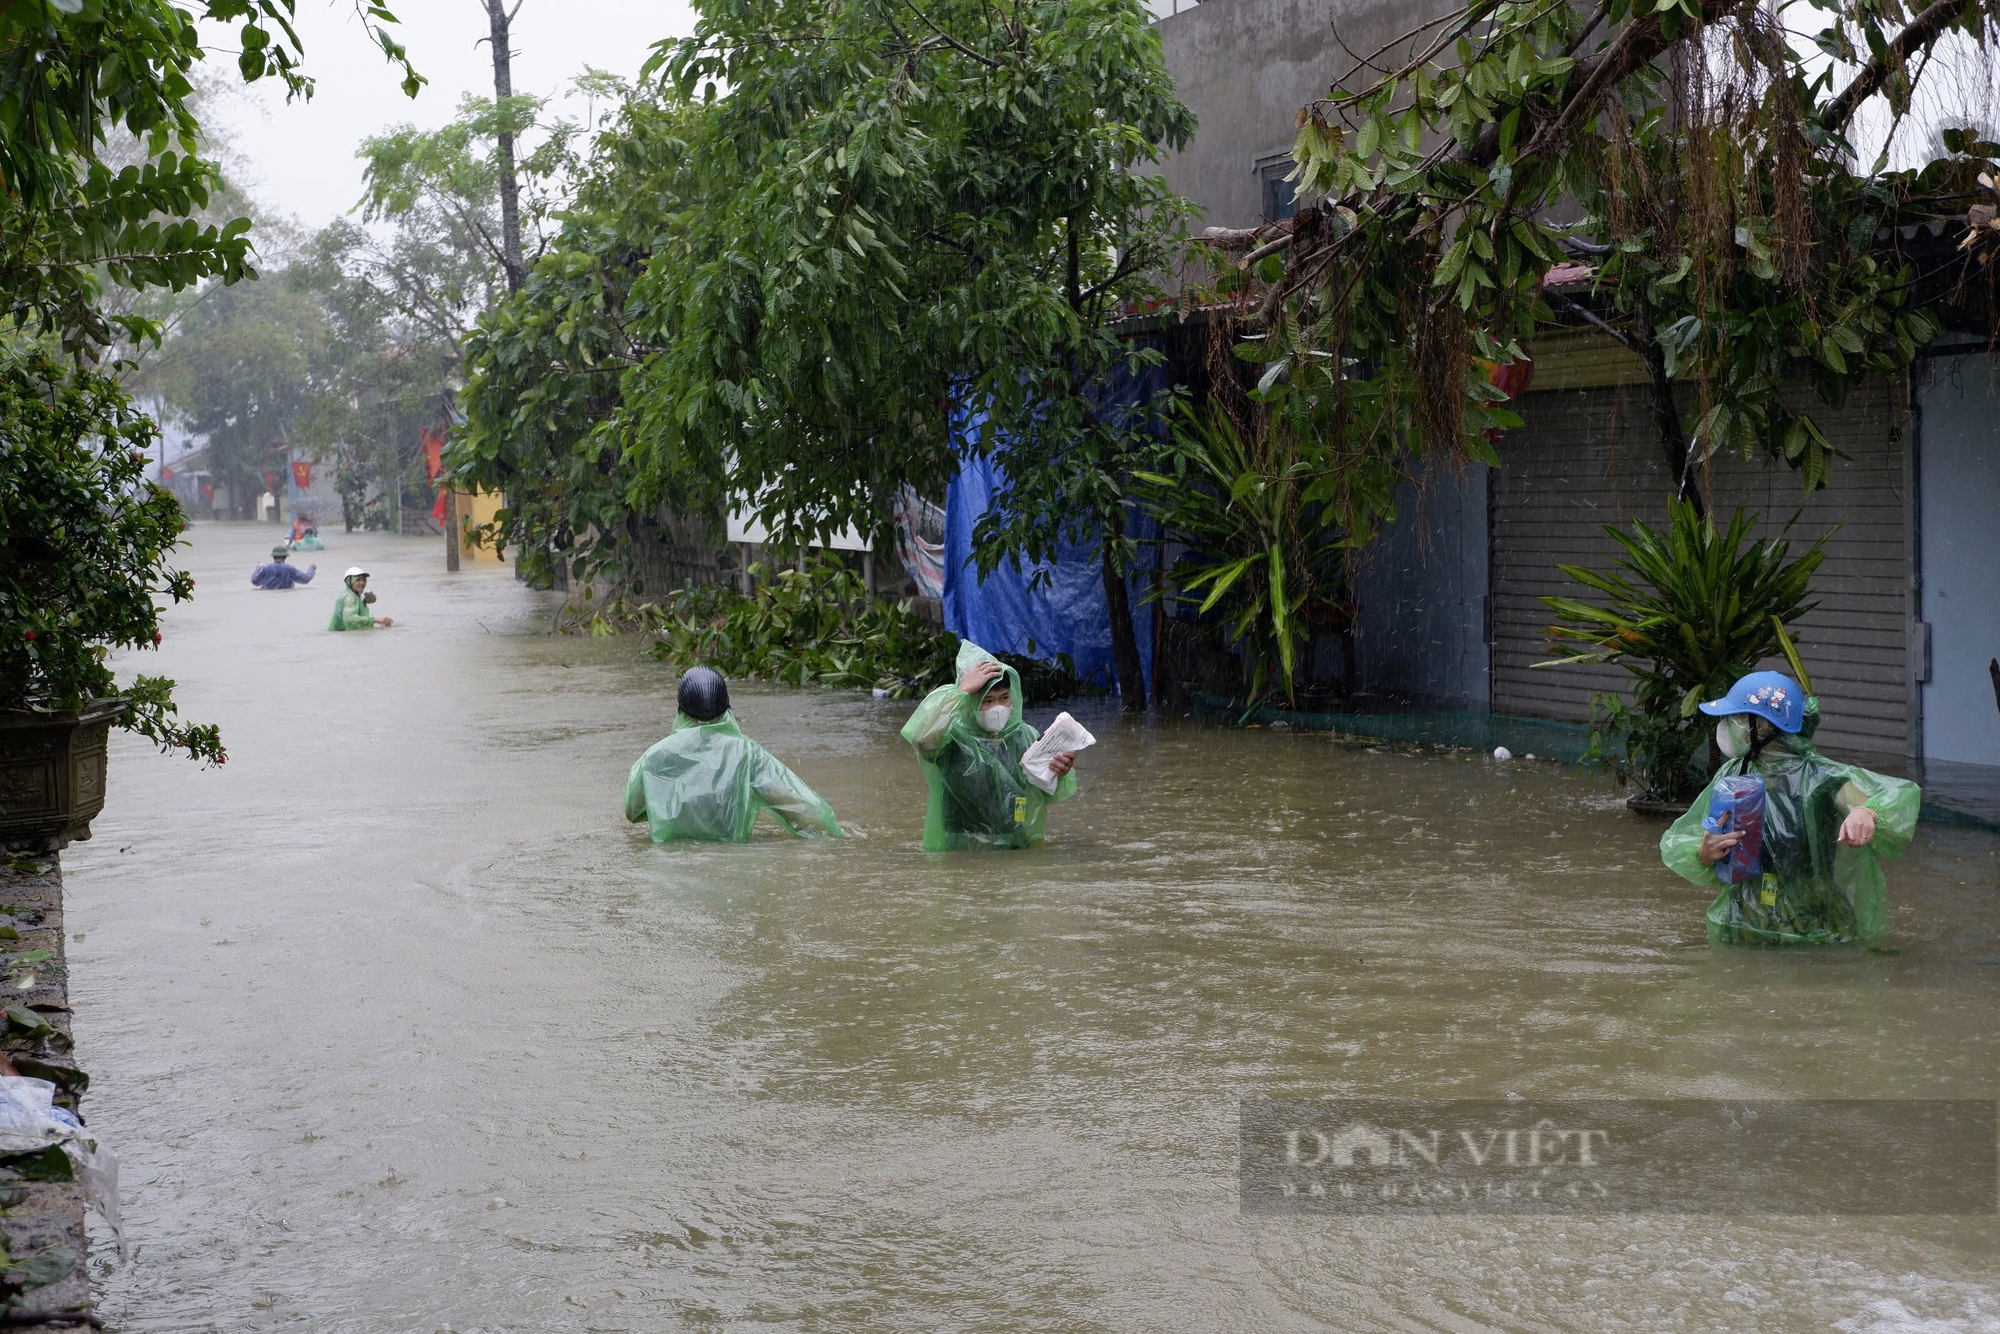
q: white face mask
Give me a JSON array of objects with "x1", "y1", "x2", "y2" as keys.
[
  {"x1": 978, "y1": 704, "x2": 1010, "y2": 734},
  {"x1": 1715, "y1": 716, "x2": 1752, "y2": 759}
]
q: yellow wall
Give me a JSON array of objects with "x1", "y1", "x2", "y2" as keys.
[{"x1": 452, "y1": 490, "x2": 508, "y2": 563}]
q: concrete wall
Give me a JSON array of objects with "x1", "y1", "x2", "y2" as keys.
[
  {"x1": 1350, "y1": 464, "x2": 1492, "y2": 707},
  {"x1": 1153, "y1": 0, "x2": 1458, "y2": 229},
  {"x1": 1488, "y1": 374, "x2": 1912, "y2": 764}
]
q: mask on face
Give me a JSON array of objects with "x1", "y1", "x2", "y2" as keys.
[
  {"x1": 1715, "y1": 715, "x2": 1752, "y2": 759},
  {"x1": 978, "y1": 704, "x2": 1010, "y2": 734}
]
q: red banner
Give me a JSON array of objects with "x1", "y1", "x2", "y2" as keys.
[
  {"x1": 262, "y1": 470, "x2": 276, "y2": 494},
  {"x1": 292, "y1": 461, "x2": 312, "y2": 490},
  {"x1": 159, "y1": 465, "x2": 175, "y2": 480},
  {"x1": 431, "y1": 490, "x2": 448, "y2": 521},
  {"x1": 420, "y1": 427, "x2": 445, "y2": 481}
]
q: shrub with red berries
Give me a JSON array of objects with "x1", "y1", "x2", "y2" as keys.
[{"x1": 1, "y1": 355, "x2": 222, "y2": 765}]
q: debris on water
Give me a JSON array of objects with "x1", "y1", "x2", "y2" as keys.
[
  {"x1": 1524, "y1": 753, "x2": 1537, "y2": 761},
  {"x1": 1493, "y1": 746, "x2": 1512, "y2": 760},
  {"x1": 871, "y1": 687, "x2": 890, "y2": 699}
]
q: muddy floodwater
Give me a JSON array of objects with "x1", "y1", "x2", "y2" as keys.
[{"x1": 61, "y1": 522, "x2": 2000, "y2": 1333}]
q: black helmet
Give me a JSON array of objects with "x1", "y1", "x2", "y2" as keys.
[{"x1": 677, "y1": 666, "x2": 730, "y2": 722}]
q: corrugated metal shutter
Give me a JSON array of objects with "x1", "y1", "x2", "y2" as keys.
[{"x1": 1490, "y1": 373, "x2": 1908, "y2": 763}]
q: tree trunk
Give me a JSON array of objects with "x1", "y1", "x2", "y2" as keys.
[
  {"x1": 484, "y1": 0, "x2": 526, "y2": 294},
  {"x1": 1066, "y1": 213, "x2": 1146, "y2": 708},
  {"x1": 1101, "y1": 526, "x2": 1147, "y2": 711}
]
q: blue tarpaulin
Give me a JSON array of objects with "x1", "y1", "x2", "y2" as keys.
[{"x1": 941, "y1": 363, "x2": 1163, "y2": 697}]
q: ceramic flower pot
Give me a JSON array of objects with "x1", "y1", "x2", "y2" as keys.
[{"x1": 0, "y1": 698, "x2": 126, "y2": 850}]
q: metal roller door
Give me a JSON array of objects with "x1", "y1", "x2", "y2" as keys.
[{"x1": 1489, "y1": 374, "x2": 1908, "y2": 763}]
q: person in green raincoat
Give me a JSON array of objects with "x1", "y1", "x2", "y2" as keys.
[
  {"x1": 328, "y1": 567, "x2": 393, "y2": 630},
  {"x1": 624, "y1": 667, "x2": 843, "y2": 843},
  {"x1": 1660, "y1": 671, "x2": 1920, "y2": 946},
  {"x1": 902, "y1": 642, "x2": 1079, "y2": 851}
]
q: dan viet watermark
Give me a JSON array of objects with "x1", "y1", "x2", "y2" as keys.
[{"x1": 1240, "y1": 1099, "x2": 1997, "y2": 1215}]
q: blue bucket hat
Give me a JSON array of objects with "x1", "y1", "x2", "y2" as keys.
[{"x1": 1698, "y1": 670, "x2": 1806, "y2": 734}]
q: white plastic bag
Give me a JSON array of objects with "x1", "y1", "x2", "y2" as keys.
[
  {"x1": 1021, "y1": 712, "x2": 1096, "y2": 794},
  {"x1": 0, "y1": 1076, "x2": 124, "y2": 1256}
]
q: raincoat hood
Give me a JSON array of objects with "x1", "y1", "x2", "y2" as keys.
[{"x1": 957, "y1": 641, "x2": 1023, "y2": 730}]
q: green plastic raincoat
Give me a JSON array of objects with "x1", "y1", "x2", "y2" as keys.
[
  {"x1": 623, "y1": 710, "x2": 843, "y2": 843},
  {"x1": 901, "y1": 642, "x2": 1077, "y2": 852},
  {"x1": 1660, "y1": 704, "x2": 1920, "y2": 946},
  {"x1": 328, "y1": 576, "x2": 375, "y2": 631}
]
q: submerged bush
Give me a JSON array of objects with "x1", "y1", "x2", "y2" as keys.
[
  {"x1": 596, "y1": 557, "x2": 1103, "y2": 702},
  {"x1": 644, "y1": 560, "x2": 955, "y2": 699}
]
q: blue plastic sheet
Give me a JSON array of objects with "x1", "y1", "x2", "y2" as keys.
[{"x1": 941, "y1": 388, "x2": 1160, "y2": 698}]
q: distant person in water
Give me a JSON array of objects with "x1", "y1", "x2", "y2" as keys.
[
  {"x1": 328, "y1": 567, "x2": 393, "y2": 629},
  {"x1": 251, "y1": 545, "x2": 316, "y2": 590},
  {"x1": 623, "y1": 666, "x2": 843, "y2": 843}
]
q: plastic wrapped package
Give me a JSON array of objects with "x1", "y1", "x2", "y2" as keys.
[
  {"x1": 901, "y1": 642, "x2": 1077, "y2": 851},
  {"x1": 1022, "y1": 712, "x2": 1096, "y2": 794},
  {"x1": 1662, "y1": 705, "x2": 1920, "y2": 946},
  {"x1": 1702, "y1": 774, "x2": 1766, "y2": 885},
  {"x1": 624, "y1": 710, "x2": 843, "y2": 844},
  {"x1": 0, "y1": 1076, "x2": 123, "y2": 1256}
]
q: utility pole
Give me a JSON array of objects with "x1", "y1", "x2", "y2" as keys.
[
  {"x1": 482, "y1": 0, "x2": 527, "y2": 293},
  {"x1": 444, "y1": 489, "x2": 461, "y2": 571}
]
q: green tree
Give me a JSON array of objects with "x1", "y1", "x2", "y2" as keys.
[
  {"x1": 619, "y1": 0, "x2": 1194, "y2": 703},
  {"x1": 1, "y1": 0, "x2": 420, "y2": 764},
  {"x1": 454, "y1": 86, "x2": 697, "y2": 587},
  {"x1": 1225, "y1": 0, "x2": 1981, "y2": 516},
  {"x1": 1, "y1": 0, "x2": 420, "y2": 356},
  {"x1": 355, "y1": 94, "x2": 579, "y2": 356}
]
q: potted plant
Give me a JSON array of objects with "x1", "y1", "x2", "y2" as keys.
[
  {"x1": 1, "y1": 353, "x2": 224, "y2": 849},
  {"x1": 1536, "y1": 502, "x2": 1825, "y2": 812}
]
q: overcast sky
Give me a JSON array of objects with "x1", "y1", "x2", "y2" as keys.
[{"x1": 207, "y1": 0, "x2": 701, "y2": 228}]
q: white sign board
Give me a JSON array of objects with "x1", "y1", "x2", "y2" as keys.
[{"x1": 726, "y1": 501, "x2": 871, "y2": 551}]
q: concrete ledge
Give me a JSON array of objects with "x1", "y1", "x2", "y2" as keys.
[
  {"x1": 1191, "y1": 694, "x2": 1596, "y2": 760},
  {"x1": 0, "y1": 856, "x2": 95, "y2": 1331}
]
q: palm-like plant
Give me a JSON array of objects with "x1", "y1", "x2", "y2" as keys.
[
  {"x1": 1132, "y1": 402, "x2": 1351, "y2": 704},
  {"x1": 1538, "y1": 502, "x2": 1826, "y2": 799}
]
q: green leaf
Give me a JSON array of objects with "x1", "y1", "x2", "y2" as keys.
[{"x1": 0, "y1": 1146, "x2": 72, "y2": 1183}]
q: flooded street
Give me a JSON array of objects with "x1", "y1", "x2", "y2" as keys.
[{"x1": 62, "y1": 522, "x2": 2000, "y2": 1333}]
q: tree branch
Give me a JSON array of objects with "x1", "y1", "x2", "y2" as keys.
[
  {"x1": 1820, "y1": 0, "x2": 1974, "y2": 134},
  {"x1": 1545, "y1": 288, "x2": 1638, "y2": 351},
  {"x1": 893, "y1": 0, "x2": 1003, "y2": 68}
]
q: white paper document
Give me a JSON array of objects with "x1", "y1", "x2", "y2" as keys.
[{"x1": 1021, "y1": 711, "x2": 1097, "y2": 794}]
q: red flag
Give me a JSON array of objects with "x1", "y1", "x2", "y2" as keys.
[
  {"x1": 160, "y1": 465, "x2": 175, "y2": 480},
  {"x1": 421, "y1": 427, "x2": 444, "y2": 481},
  {"x1": 291, "y1": 461, "x2": 312, "y2": 489},
  {"x1": 200, "y1": 481, "x2": 214, "y2": 500},
  {"x1": 431, "y1": 489, "x2": 448, "y2": 521},
  {"x1": 262, "y1": 469, "x2": 276, "y2": 493}
]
